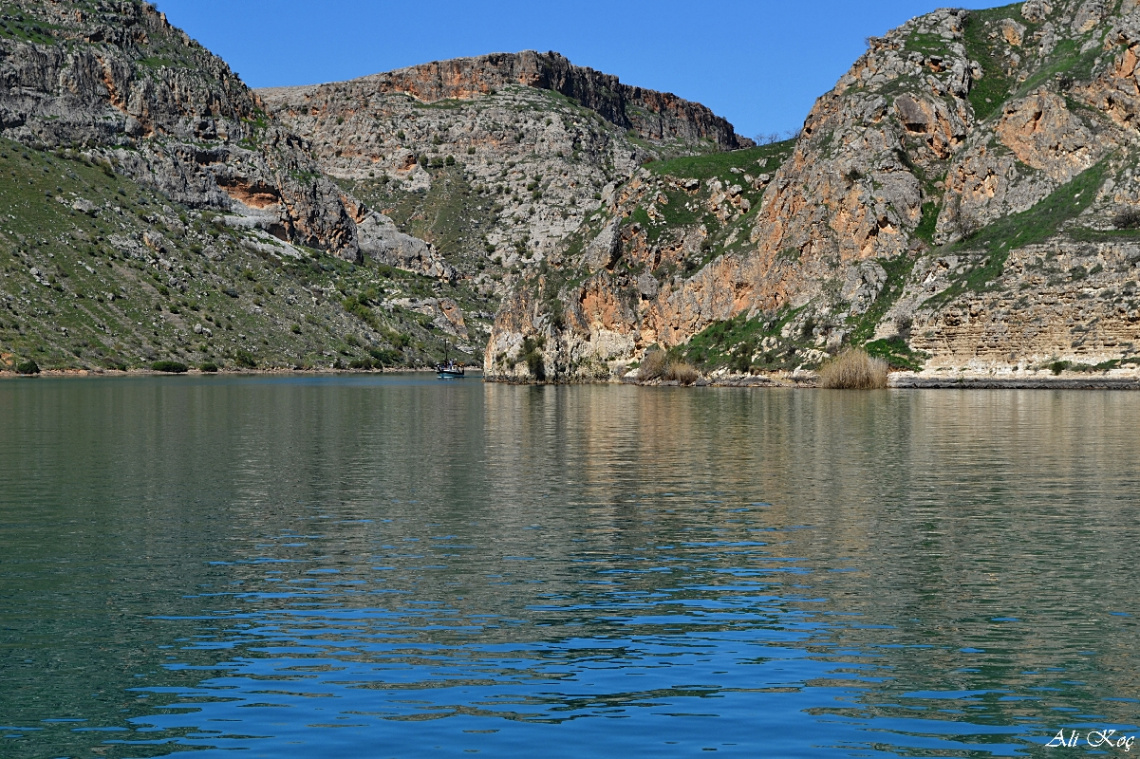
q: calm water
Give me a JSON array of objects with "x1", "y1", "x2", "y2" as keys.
[{"x1": 0, "y1": 375, "x2": 1137, "y2": 758}]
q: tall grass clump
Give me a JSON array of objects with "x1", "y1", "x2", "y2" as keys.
[
  {"x1": 818, "y1": 348, "x2": 888, "y2": 389},
  {"x1": 664, "y1": 361, "x2": 700, "y2": 385},
  {"x1": 638, "y1": 349, "x2": 700, "y2": 385},
  {"x1": 638, "y1": 349, "x2": 668, "y2": 380}
]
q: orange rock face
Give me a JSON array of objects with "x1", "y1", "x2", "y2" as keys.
[
  {"x1": 336, "y1": 52, "x2": 749, "y2": 151},
  {"x1": 485, "y1": 1, "x2": 1140, "y2": 382}
]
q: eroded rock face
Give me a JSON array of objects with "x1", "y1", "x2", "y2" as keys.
[
  {"x1": 905, "y1": 240, "x2": 1140, "y2": 371},
  {"x1": 0, "y1": 0, "x2": 420, "y2": 264},
  {"x1": 484, "y1": 0, "x2": 1140, "y2": 382},
  {"x1": 262, "y1": 82, "x2": 647, "y2": 282},
  {"x1": 260, "y1": 52, "x2": 753, "y2": 300},
  {"x1": 272, "y1": 51, "x2": 748, "y2": 151},
  {"x1": 938, "y1": 91, "x2": 1110, "y2": 238}
]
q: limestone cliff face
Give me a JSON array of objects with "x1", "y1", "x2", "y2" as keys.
[
  {"x1": 486, "y1": 0, "x2": 1140, "y2": 382},
  {"x1": 282, "y1": 51, "x2": 748, "y2": 151},
  {"x1": 0, "y1": 0, "x2": 432, "y2": 267},
  {"x1": 261, "y1": 53, "x2": 751, "y2": 303}
]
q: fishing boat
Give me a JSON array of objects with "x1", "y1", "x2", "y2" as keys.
[
  {"x1": 436, "y1": 359, "x2": 465, "y2": 379},
  {"x1": 435, "y1": 344, "x2": 465, "y2": 379}
]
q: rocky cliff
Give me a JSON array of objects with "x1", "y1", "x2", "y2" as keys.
[
  {"x1": 366, "y1": 51, "x2": 749, "y2": 149},
  {"x1": 265, "y1": 50, "x2": 748, "y2": 156},
  {"x1": 0, "y1": 0, "x2": 453, "y2": 275},
  {"x1": 261, "y1": 52, "x2": 751, "y2": 304},
  {"x1": 485, "y1": 0, "x2": 1140, "y2": 383},
  {"x1": 0, "y1": 0, "x2": 488, "y2": 373}
]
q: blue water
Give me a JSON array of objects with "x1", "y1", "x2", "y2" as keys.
[{"x1": 1, "y1": 375, "x2": 1136, "y2": 757}]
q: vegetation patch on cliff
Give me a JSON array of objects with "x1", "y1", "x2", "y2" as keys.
[
  {"x1": 925, "y1": 159, "x2": 1107, "y2": 309},
  {"x1": 647, "y1": 140, "x2": 793, "y2": 183},
  {"x1": 961, "y1": 6, "x2": 1026, "y2": 121},
  {"x1": 674, "y1": 307, "x2": 814, "y2": 374}
]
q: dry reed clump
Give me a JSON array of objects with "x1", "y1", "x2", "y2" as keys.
[
  {"x1": 637, "y1": 350, "x2": 700, "y2": 385},
  {"x1": 817, "y1": 348, "x2": 889, "y2": 389},
  {"x1": 638, "y1": 349, "x2": 669, "y2": 380},
  {"x1": 664, "y1": 361, "x2": 700, "y2": 385}
]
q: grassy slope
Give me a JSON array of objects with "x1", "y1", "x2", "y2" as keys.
[
  {"x1": 341, "y1": 165, "x2": 504, "y2": 279},
  {"x1": 0, "y1": 137, "x2": 487, "y2": 372},
  {"x1": 1, "y1": 2, "x2": 497, "y2": 372}
]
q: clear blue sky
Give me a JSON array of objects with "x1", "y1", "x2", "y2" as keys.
[{"x1": 152, "y1": 1, "x2": 998, "y2": 139}]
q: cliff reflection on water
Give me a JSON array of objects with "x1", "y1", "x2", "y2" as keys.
[{"x1": 0, "y1": 376, "x2": 1136, "y2": 757}]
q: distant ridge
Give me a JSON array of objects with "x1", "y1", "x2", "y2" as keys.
[{"x1": 261, "y1": 51, "x2": 752, "y2": 152}]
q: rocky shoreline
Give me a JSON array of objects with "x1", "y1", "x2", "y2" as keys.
[
  {"x1": 7, "y1": 365, "x2": 1140, "y2": 389},
  {"x1": 485, "y1": 366, "x2": 1140, "y2": 389},
  {"x1": 888, "y1": 369, "x2": 1140, "y2": 390}
]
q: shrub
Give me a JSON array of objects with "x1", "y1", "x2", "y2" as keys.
[
  {"x1": 664, "y1": 361, "x2": 700, "y2": 385},
  {"x1": 233, "y1": 351, "x2": 257, "y2": 369},
  {"x1": 15, "y1": 359, "x2": 40, "y2": 375},
  {"x1": 525, "y1": 350, "x2": 545, "y2": 380},
  {"x1": 369, "y1": 348, "x2": 402, "y2": 366},
  {"x1": 818, "y1": 348, "x2": 888, "y2": 389},
  {"x1": 638, "y1": 349, "x2": 668, "y2": 380},
  {"x1": 152, "y1": 360, "x2": 188, "y2": 374},
  {"x1": 519, "y1": 336, "x2": 546, "y2": 381},
  {"x1": 1114, "y1": 207, "x2": 1140, "y2": 230},
  {"x1": 199, "y1": 362, "x2": 219, "y2": 373},
  {"x1": 731, "y1": 344, "x2": 755, "y2": 374},
  {"x1": 343, "y1": 296, "x2": 379, "y2": 330}
]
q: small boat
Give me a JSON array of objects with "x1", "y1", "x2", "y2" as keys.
[
  {"x1": 435, "y1": 345, "x2": 465, "y2": 379},
  {"x1": 436, "y1": 359, "x2": 465, "y2": 379}
]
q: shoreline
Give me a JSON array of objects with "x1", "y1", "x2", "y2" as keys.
[
  {"x1": 6, "y1": 367, "x2": 1140, "y2": 390},
  {"x1": 486, "y1": 367, "x2": 1140, "y2": 390},
  {"x1": 888, "y1": 371, "x2": 1140, "y2": 390},
  {"x1": 0, "y1": 366, "x2": 483, "y2": 380}
]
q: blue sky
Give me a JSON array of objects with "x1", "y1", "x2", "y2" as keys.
[{"x1": 152, "y1": 1, "x2": 998, "y2": 139}]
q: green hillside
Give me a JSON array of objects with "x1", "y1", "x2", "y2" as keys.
[{"x1": 0, "y1": 137, "x2": 490, "y2": 373}]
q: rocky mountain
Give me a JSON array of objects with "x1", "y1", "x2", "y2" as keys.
[
  {"x1": 484, "y1": 0, "x2": 1140, "y2": 383},
  {"x1": 260, "y1": 51, "x2": 751, "y2": 302},
  {"x1": 0, "y1": 0, "x2": 464, "y2": 272},
  {"x1": 8, "y1": 0, "x2": 1137, "y2": 382},
  {"x1": 0, "y1": 0, "x2": 488, "y2": 372}
]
